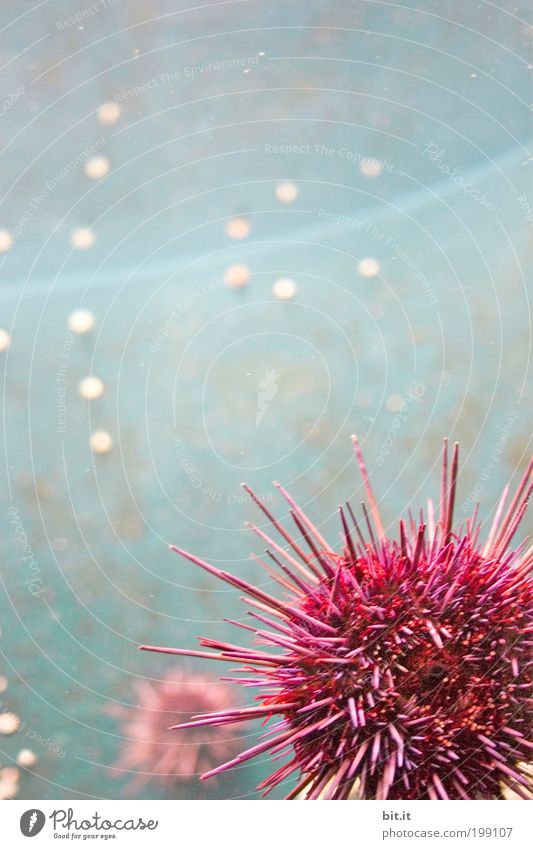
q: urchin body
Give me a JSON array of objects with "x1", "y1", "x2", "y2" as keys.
[
  {"x1": 142, "y1": 439, "x2": 532, "y2": 800},
  {"x1": 252, "y1": 540, "x2": 531, "y2": 800}
]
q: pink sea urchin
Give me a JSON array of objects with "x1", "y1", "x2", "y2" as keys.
[
  {"x1": 142, "y1": 439, "x2": 533, "y2": 800},
  {"x1": 110, "y1": 670, "x2": 241, "y2": 791}
]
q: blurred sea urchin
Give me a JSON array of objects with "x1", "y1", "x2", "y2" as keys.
[
  {"x1": 142, "y1": 439, "x2": 532, "y2": 800},
  {"x1": 110, "y1": 670, "x2": 241, "y2": 793}
]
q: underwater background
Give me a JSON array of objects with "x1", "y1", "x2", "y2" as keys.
[{"x1": 0, "y1": 0, "x2": 531, "y2": 799}]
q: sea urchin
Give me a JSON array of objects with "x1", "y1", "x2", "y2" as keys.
[
  {"x1": 142, "y1": 438, "x2": 532, "y2": 800},
  {"x1": 109, "y1": 669, "x2": 241, "y2": 792}
]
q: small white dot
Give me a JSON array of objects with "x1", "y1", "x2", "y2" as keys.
[
  {"x1": 90, "y1": 430, "x2": 113, "y2": 454},
  {"x1": 68, "y1": 309, "x2": 95, "y2": 334},
  {"x1": 360, "y1": 158, "x2": 383, "y2": 178},
  {"x1": 225, "y1": 216, "x2": 251, "y2": 240},
  {"x1": 78, "y1": 376, "x2": 105, "y2": 400},
  {"x1": 357, "y1": 257, "x2": 380, "y2": 278},
  {"x1": 17, "y1": 749, "x2": 37, "y2": 767},
  {"x1": 275, "y1": 181, "x2": 299, "y2": 204},
  {"x1": 71, "y1": 228, "x2": 95, "y2": 249},
  {"x1": 0, "y1": 329, "x2": 11, "y2": 352},
  {"x1": 386, "y1": 394, "x2": 404, "y2": 412},
  {"x1": 224, "y1": 264, "x2": 250, "y2": 288},
  {"x1": 0, "y1": 229, "x2": 13, "y2": 252},
  {"x1": 272, "y1": 277, "x2": 296, "y2": 300},
  {"x1": 0, "y1": 712, "x2": 20, "y2": 735},
  {"x1": 97, "y1": 101, "x2": 121, "y2": 125},
  {"x1": 84, "y1": 156, "x2": 110, "y2": 180}
]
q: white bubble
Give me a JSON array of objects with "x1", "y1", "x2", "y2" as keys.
[
  {"x1": 0, "y1": 229, "x2": 13, "y2": 252},
  {"x1": 90, "y1": 430, "x2": 113, "y2": 454},
  {"x1": 68, "y1": 309, "x2": 95, "y2": 334},
  {"x1": 78, "y1": 376, "x2": 105, "y2": 400},
  {"x1": 224, "y1": 264, "x2": 250, "y2": 288},
  {"x1": 97, "y1": 101, "x2": 121, "y2": 125},
  {"x1": 71, "y1": 228, "x2": 95, "y2": 249},
  {"x1": 360, "y1": 158, "x2": 383, "y2": 178},
  {"x1": 386, "y1": 394, "x2": 404, "y2": 412},
  {"x1": 357, "y1": 257, "x2": 380, "y2": 278},
  {"x1": 272, "y1": 277, "x2": 296, "y2": 300},
  {"x1": 275, "y1": 181, "x2": 299, "y2": 204},
  {"x1": 225, "y1": 216, "x2": 251, "y2": 240},
  {"x1": 0, "y1": 329, "x2": 11, "y2": 352},
  {"x1": 84, "y1": 156, "x2": 110, "y2": 180},
  {"x1": 17, "y1": 749, "x2": 37, "y2": 767},
  {"x1": 0, "y1": 712, "x2": 20, "y2": 735}
]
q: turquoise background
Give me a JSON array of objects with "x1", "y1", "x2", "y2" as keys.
[{"x1": 0, "y1": 1, "x2": 531, "y2": 799}]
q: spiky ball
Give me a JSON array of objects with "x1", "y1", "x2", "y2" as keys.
[
  {"x1": 142, "y1": 439, "x2": 533, "y2": 799},
  {"x1": 110, "y1": 670, "x2": 241, "y2": 792}
]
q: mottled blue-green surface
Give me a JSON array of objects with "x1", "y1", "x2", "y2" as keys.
[{"x1": 0, "y1": 1, "x2": 531, "y2": 799}]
